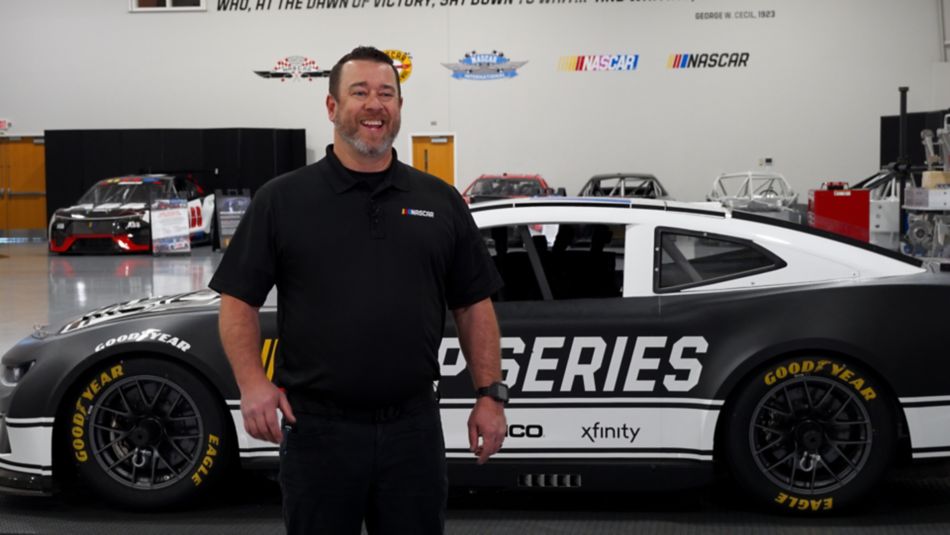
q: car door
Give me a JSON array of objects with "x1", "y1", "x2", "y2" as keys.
[{"x1": 438, "y1": 220, "x2": 703, "y2": 463}]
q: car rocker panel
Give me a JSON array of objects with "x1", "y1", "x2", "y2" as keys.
[{"x1": 5, "y1": 198, "x2": 950, "y2": 512}]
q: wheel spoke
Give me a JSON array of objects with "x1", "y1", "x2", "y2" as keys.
[
  {"x1": 831, "y1": 443, "x2": 858, "y2": 470},
  {"x1": 150, "y1": 447, "x2": 159, "y2": 485},
  {"x1": 148, "y1": 382, "x2": 166, "y2": 411},
  {"x1": 819, "y1": 457, "x2": 843, "y2": 484},
  {"x1": 134, "y1": 380, "x2": 149, "y2": 410},
  {"x1": 766, "y1": 451, "x2": 796, "y2": 472},
  {"x1": 94, "y1": 430, "x2": 132, "y2": 455},
  {"x1": 163, "y1": 434, "x2": 194, "y2": 462},
  {"x1": 802, "y1": 379, "x2": 814, "y2": 408},
  {"x1": 831, "y1": 396, "x2": 852, "y2": 420},
  {"x1": 754, "y1": 435, "x2": 785, "y2": 455},
  {"x1": 106, "y1": 449, "x2": 135, "y2": 471},
  {"x1": 829, "y1": 438, "x2": 871, "y2": 446},
  {"x1": 95, "y1": 405, "x2": 132, "y2": 418}
]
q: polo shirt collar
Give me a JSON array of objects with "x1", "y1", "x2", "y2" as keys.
[{"x1": 324, "y1": 144, "x2": 411, "y2": 194}]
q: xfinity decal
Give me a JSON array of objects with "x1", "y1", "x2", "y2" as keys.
[
  {"x1": 94, "y1": 328, "x2": 192, "y2": 353},
  {"x1": 440, "y1": 335, "x2": 708, "y2": 393},
  {"x1": 442, "y1": 50, "x2": 527, "y2": 80},
  {"x1": 668, "y1": 52, "x2": 750, "y2": 69},
  {"x1": 581, "y1": 422, "x2": 640, "y2": 444},
  {"x1": 254, "y1": 56, "x2": 330, "y2": 81},
  {"x1": 558, "y1": 54, "x2": 639, "y2": 72},
  {"x1": 384, "y1": 49, "x2": 413, "y2": 83}
]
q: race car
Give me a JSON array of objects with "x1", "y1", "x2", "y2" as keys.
[
  {"x1": 578, "y1": 173, "x2": 673, "y2": 200},
  {"x1": 4, "y1": 197, "x2": 950, "y2": 513},
  {"x1": 48, "y1": 175, "x2": 215, "y2": 254},
  {"x1": 461, "y1": 173, "x2": 563, "y2": 204}
]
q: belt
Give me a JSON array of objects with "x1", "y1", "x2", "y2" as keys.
[{"x1": 289, "y1": 388, "x2": 438, "y2": 424}]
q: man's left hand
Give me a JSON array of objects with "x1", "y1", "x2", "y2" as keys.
[{"x1": 468, "y1": 396, "x2": 507, "y2": 464}]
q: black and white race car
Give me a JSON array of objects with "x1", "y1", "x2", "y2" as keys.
[
  {"x1": 48, "y1": 175, "x2": 215, "y2": 254},
  {"x1": 4, "y1": 198, "x2": 950, "y2": 513}
]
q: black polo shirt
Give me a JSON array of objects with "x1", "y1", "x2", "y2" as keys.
[{"x1": 209, "y1": 145, "x2": 502, "y2": 408}]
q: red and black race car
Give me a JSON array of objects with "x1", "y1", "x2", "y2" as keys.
[{"x1": 48, "y1": 175, "x2": 215, "y2": 254}]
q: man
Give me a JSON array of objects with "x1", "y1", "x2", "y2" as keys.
[{"x1": 209, "y1": 46, "x2": 507, "y2": 534}]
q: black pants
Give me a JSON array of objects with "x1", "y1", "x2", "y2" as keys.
[{"x1": 279, "y1": 395, "x2": 447, "y2": 535}]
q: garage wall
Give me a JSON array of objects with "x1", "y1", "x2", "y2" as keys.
[{"x1": 0, "y1": 0, "x2": 945, "y2": 200}]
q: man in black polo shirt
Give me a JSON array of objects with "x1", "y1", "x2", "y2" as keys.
[{"x1": 209, "y1": 46, "x2": 506, "y2": 534}]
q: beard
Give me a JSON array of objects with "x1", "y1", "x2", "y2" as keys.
[{"x1": 334, "y1": 114, "x2": 401, "y2": 158}]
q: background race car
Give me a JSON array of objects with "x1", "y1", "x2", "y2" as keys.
[
  {"x1": 48, "y1": 175, "x2": 215, "y2": 254},
  {"x1": 5, "y1": 198, "x2": 950, "y2": 514}
]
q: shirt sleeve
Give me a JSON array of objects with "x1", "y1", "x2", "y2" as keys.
[
  {"x1": 208, "y1": 185, "x2": 277, "y2": 307},
  {"x1": 444, "y1": 189, "x2": 503, "y2": 309}
]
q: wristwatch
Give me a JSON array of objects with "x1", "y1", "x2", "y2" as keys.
[{"x1": 476, "y1": 381, "x2": 510, "y2": 404}]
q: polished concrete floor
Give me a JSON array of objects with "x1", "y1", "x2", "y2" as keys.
[
  {"x1": 6, "y1": 242, "x2": 950, "y2": 533},
  {"x1": 0, "y1": 242, "x2": 222, "y2": 353}
]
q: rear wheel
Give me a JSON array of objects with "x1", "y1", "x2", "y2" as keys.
[
  {"x1": 64, "y1": 357, "x2": 232, "y2": 509},
  {"x1": 724, "y1": 357, "x2": 897, "y2": 514}
]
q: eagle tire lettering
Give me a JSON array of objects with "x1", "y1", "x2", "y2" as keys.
[
  {"x1": 63, "y1": 357, "x2": 232, "y2": 508},
  {"x1": 725, "y1": 356, "x2": 897, "y2": 514}
]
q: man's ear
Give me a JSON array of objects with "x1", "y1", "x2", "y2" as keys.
[{"x1": 326, "y1": 94, "x2": 337, "y2": 121}]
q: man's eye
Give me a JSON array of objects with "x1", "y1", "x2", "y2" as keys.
[{"x1": 352, "y1": 90, "x2": 368, "y2": 97}]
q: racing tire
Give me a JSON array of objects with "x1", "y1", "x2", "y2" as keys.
[
  {"x1": 723, "y1": 356, "x2": 897, "y2": 514},
  {"x1": 63, "y1": 357, "x2": 232, "y2": 509}
]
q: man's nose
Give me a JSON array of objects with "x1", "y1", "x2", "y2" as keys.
[{"x1": 364, "y1": 93, "x2": 384, "y2": 110}]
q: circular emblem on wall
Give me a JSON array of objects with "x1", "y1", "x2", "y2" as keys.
[{"x1": 384, "y1": 49, "x2": 413, "y2": 84}]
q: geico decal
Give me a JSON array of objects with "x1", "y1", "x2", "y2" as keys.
[
  {"x1": 439, "y1": 335, "x2": 708, "y2": 393},
  {"x1": 775, "y1": 492, "x2": 833, "y2": 512},
  {"x1": 506, "y1": 424, "x2": 543, "y2": 438},
  {"x1": 94, "y1": 328, "x2": 192, "y2": 353},
  {"x1": 72, "y1": 364, "x2": 125, "y2": 462},
  {"x1": 764, "y1": 360, "x2": 877, "y2": 402}
]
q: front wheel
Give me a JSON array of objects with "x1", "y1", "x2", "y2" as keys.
[
  {"x1": 64, "y1": 357, "x2": 232, "y2": 509},
  {"x1": 723, "y1": 357, "x2": 897, "y2": 514}
]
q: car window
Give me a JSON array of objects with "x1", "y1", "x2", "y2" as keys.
[
  {"x1": 654, "y1": 228, "x2": 785, "y2": 292},
  {"x1": 482, "y1": 223, "x2": 625, "y2": 302}
]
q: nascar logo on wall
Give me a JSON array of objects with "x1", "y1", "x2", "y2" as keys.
[
  {"x1": 442, "y1": 50, "x2": 527, "y2": 80},
  {"x1": 668, "y1": 52, "x2": 750, "y2": 69},
  {"x1": 558, "y1": 54, "x2": 639, "y2": 72}
]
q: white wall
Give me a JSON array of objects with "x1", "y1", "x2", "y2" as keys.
[{"x1": 0, "y1": 0, "x2": 944, "y2": 199}]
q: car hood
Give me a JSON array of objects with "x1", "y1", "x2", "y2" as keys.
[
  {"x1": 59, "y1": 290, "x2": 221, "y2": 334},
  {"x1": 54, "y1": 203, "x2": 149, "y2": 219}
]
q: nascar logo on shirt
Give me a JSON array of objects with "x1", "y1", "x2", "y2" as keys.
[
  {"x1": 558, "y1": 54, "x2": 639, "y2": 72},
  {"x1": 402, "y1": 208, "x2": 435, "y2": 218}
]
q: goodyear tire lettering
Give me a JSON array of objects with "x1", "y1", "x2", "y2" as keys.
[
  {"x1": 71, "y1": 363, "x2": 125, "y2": 462},
  {"x1": 763, "y1": 359, "x2": 877, "y2": 401}
]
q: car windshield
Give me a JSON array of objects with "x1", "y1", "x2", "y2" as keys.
[
  {"x1": 78, "y1": 179, "x2": 174, "y2": 205},
  {"x1": 471, "y1": 178, "x2": 541, "y2": 197}
]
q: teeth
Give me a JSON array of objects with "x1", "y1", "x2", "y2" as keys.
[{"x1": 361, "y1": 120, "x2": 383, "y2": 127}]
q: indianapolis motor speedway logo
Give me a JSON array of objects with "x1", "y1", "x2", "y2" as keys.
[
  {"x1": 254, "y1": 56, "x2": 330, "y2": 81},
  {"x1": 442, "y1": 50, "x2": 527, "y2": 81}
]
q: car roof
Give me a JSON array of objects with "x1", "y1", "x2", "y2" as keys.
[
  {"x1": 468, "y1": 197, "x2": 920, "y2": 268},
  {"x1": 587, "y1": 173, "x2": 658, "y2": 181},
  {"x1": 476, "y1": 174, "x2": 544, "y2": 180}
]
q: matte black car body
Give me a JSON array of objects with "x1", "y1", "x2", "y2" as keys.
[{"x1": 4, "y1": 198, "x2": 950, "y2": 513}]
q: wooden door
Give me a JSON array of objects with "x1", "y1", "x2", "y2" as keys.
[
  {"x1": 0, "y1": 137, "x2": 47, "y2": 236},
  {"x1": 411, "y1": 135, "x2": 455, "y2": 186}
]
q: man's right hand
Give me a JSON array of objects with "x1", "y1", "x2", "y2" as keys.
[{"x1": 240, "y1": 377, "x2": 297, "y2": 444}]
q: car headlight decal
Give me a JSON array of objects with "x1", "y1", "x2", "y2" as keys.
[{"x1": 1, "y1": 361, "x2": 36, "y2": 386}]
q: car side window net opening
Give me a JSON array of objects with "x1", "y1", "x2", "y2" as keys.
[
  {"x1": 481, "y1": 223, "x2": 625, "y2": 302},
  {"x1": 655, "y1": 228, "x2": 786, "y2": 292}
]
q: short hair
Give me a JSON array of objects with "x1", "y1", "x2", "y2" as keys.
[{"x1": 328, "y1": 46, "x2": 401, "y2": 101}]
